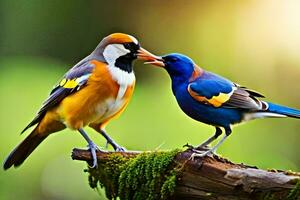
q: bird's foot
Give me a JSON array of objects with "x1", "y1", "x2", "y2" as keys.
[
  {"x1": 115, "y1": 145, "x2": 127, "y2": 152},
  {"x1": 107, "y1": 140, "x2": 126, "y2": 152},
  {"x1": 87, "y1": 142, "x2": 100, "y2": 168},
  {"x1": 189, "y1": 149, "x2": 214, "y2": 161},
  {"x1": 183, "y1": 143, "x2": 210, "y2": 151},
  {"x1": 194, "y1": 144, "x2": 210, "y2": 151}
]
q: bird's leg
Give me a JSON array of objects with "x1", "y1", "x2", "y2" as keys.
[
  {"x1": 100, "y1": 129, "x2": 126, "y2": 152},
  {"x1": 190, "y1": 127, "x2": 232, "y2": 160},
  {"x1": 78, "y1": 128, "x2": 100, "y2": 168},
  {"x1": 195, "y1": 127, "x2": 222, "y2": 150}
]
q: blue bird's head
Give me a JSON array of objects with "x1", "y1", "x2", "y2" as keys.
[
  {"x1": 162, "y1": 54, "x2": 195, "y2": 77},
  {"x1": 140, "y1": 53, "x2": 196, "y2": 83}
]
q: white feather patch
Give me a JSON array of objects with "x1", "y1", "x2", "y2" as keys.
[
  {"x1": 76, "y1": 74, "x2": 91, "y2": 85},
  {"x1": 100, "y1": 69, "x2": 134, "y2": 120},
  {"x1": 243, "y1": 112, "x2": 286, "y2": 121},
  {"x1": 128, "y1": 35, "x2": 138, "y2": 44},
  {"x1": 103, "y1": 44, "x2": 130, "y2": 66},
  {"x1": 107, "y1": 65, "x2": 135, "y2": 86},
  {"x1": 103, "y1": 43, "x2": 135, "y2": 91}
]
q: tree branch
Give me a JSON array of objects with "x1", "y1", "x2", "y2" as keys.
[{"x1": 72, "y1": 148, "x2": 300, "y2": 200}]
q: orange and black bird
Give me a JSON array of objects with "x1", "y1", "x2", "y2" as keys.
[{"x1": 3, "y1": 33, "x2": 153, "y2": 169}]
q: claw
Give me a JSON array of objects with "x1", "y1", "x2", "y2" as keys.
[
  {"x1": 108, "y1": 140, "x2": 126, "y2": 152},
  {"x1": 99, "y1": 130, "x2": 126, "y2": 152},
  {"x1": 115, "y1": 146, "x2": 126, "y2": 152},
  {"x1": 195, "y1": 145, "x2": 211, "y2": 151},
  {"x1": 183, "y1": 143, "x2": 195, "y2": 149},
  {"x1": 188, "y1": 150, "x2": 214, "y2": 161},
  {"x1": 87, "y1": 143, "x2": 99, "y2": 168},
  {"x1": 191, "y1": 149, "x2": 204, "y2": 154},
  {"x1": 183, "y1": 143, "x2": 210, "y2": 151},
  {"x1": 189, "y1": 153, "x2": 197, "y2": 161}
]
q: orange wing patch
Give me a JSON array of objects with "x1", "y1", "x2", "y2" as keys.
[
  {"x1": 188, "y1": 85, "x2": 234, "y2": 107},
  {"x1": 189, "y1": 65, "x2": 204, "y2": 82}
]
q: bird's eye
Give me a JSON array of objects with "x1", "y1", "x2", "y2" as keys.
[
  {"x1": 124, "y1": 43, "x2": 131, "y2": 49},
  {"x1": 169, "y1": 57, "x2": 178, "y2": 62}
]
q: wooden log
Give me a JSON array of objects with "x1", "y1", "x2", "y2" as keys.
[{"x1": 72, "y1": 148, "x2": 300, "y2": 200}]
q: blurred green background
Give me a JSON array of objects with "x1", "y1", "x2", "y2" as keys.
[{"x1": 1, "y1": 0, "x2": 300, "y2": 199}]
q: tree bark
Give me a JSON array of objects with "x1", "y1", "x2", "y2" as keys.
[{"x1": 72, "y1": 148, "x2": 300, "y2": 200}]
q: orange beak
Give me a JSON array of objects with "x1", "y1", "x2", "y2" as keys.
[{"x1": 137, "y1": 48, "x2": 165, "y2": 67}]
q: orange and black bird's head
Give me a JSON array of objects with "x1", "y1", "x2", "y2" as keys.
[{"x1": 90, "y1": 33, "x2": 151, "y2": 73}]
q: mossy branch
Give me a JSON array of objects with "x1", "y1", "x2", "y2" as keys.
[{"x1": 72, "y1": 148, "x2": 300, "y2": 200}]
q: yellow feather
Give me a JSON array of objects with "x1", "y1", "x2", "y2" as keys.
[
  {"x1": 60, "y1": 79, "x2": 78, "y2": 89},
  {"x1": 207, "y1": 93, "x2": 231, "y2": 107},
  {"x1": 59, "y1": 79, "x2": 67, "y2": 86}
]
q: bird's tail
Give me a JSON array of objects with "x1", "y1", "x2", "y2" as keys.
[
  {"x1": 243, "y1": 102, "x2": 300, "y2": 121},
  {"x1": 266, "y1": 102, "x2": 300, "y2": 119},
  {"x1": 3, "y1": 127, "x2": 48, "y2": 170}
]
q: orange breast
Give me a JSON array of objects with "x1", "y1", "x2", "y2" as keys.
[{"x1": 56, "y1": 61, "x2": 134, "y2": 130}]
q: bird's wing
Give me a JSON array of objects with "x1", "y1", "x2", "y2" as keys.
[
  {"x1": 21, "y1": 60, "x2": 96, "y2": 133},
  {"x1": 187, "y1": 73, "x2": 267, "y2": 110}
]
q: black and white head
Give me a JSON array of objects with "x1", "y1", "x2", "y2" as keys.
[{"x1": 93, "y1": 33, "x2": 143, "y2": 73}]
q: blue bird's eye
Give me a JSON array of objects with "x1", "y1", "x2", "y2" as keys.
[{"x1": 166, "y1": 57, "x2": 178, "y2": 63}]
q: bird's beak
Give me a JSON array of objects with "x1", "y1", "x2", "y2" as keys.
[{"x1": 137, "y1": 48, "x2": 165, "y2": 67}]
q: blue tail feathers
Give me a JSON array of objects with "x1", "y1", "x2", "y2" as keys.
[{"x1": 267, "y1": 102, "x2": 300, "y2": 119}]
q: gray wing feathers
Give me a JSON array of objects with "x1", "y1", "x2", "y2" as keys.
[
  {"x1": 224, "y1": 86, "x2": 268, "y2": 110},
  {"x1": 21, "y1": 60, "x2": 95, "y2": 134}
]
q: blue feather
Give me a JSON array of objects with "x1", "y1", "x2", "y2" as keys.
[
  {"x1": 267, "y1": 102, "x2": 300, "y2": 119},
  {"x1": 189, "y1": 72, "x2": 234, "y2": 98}
]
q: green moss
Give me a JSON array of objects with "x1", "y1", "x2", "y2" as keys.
[
  {"x1": 262, "y1": 192, "x2": 276, "y2": 200},
  {"x1": 287, "y1": 179, "x2": 300, "y2": 200},
  {"x1": 161, "y1": 171, "x2": 177, "y2": 199},
  {"x1": 86, "y1": 154, "x2": 130, "y2": 200},
  {"x1": 86, "y1": 149, "x2": 181, "y2": 200}
]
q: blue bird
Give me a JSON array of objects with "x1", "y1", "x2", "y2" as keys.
[{"x1": 140, "y1": 52, "x2": 300, "y2": 157}]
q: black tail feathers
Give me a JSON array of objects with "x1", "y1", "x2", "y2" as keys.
[{"x1": 3, "y1": 129, "x2": 47, "y2": 170}]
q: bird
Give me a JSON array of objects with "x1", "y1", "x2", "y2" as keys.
[
  {"x1": 140, "y1": 52, "x2": 300, "y2": 158},
  {"x1": 3, "y1": 33, "x2": 154, "y2": 169}
]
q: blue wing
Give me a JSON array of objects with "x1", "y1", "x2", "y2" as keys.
[
  {"x1": 21, "y1": 60, "x2": 95, "y2": 133},
  {"x1": 188, "y1": 71, "x2": 267, "y2": 110}
]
